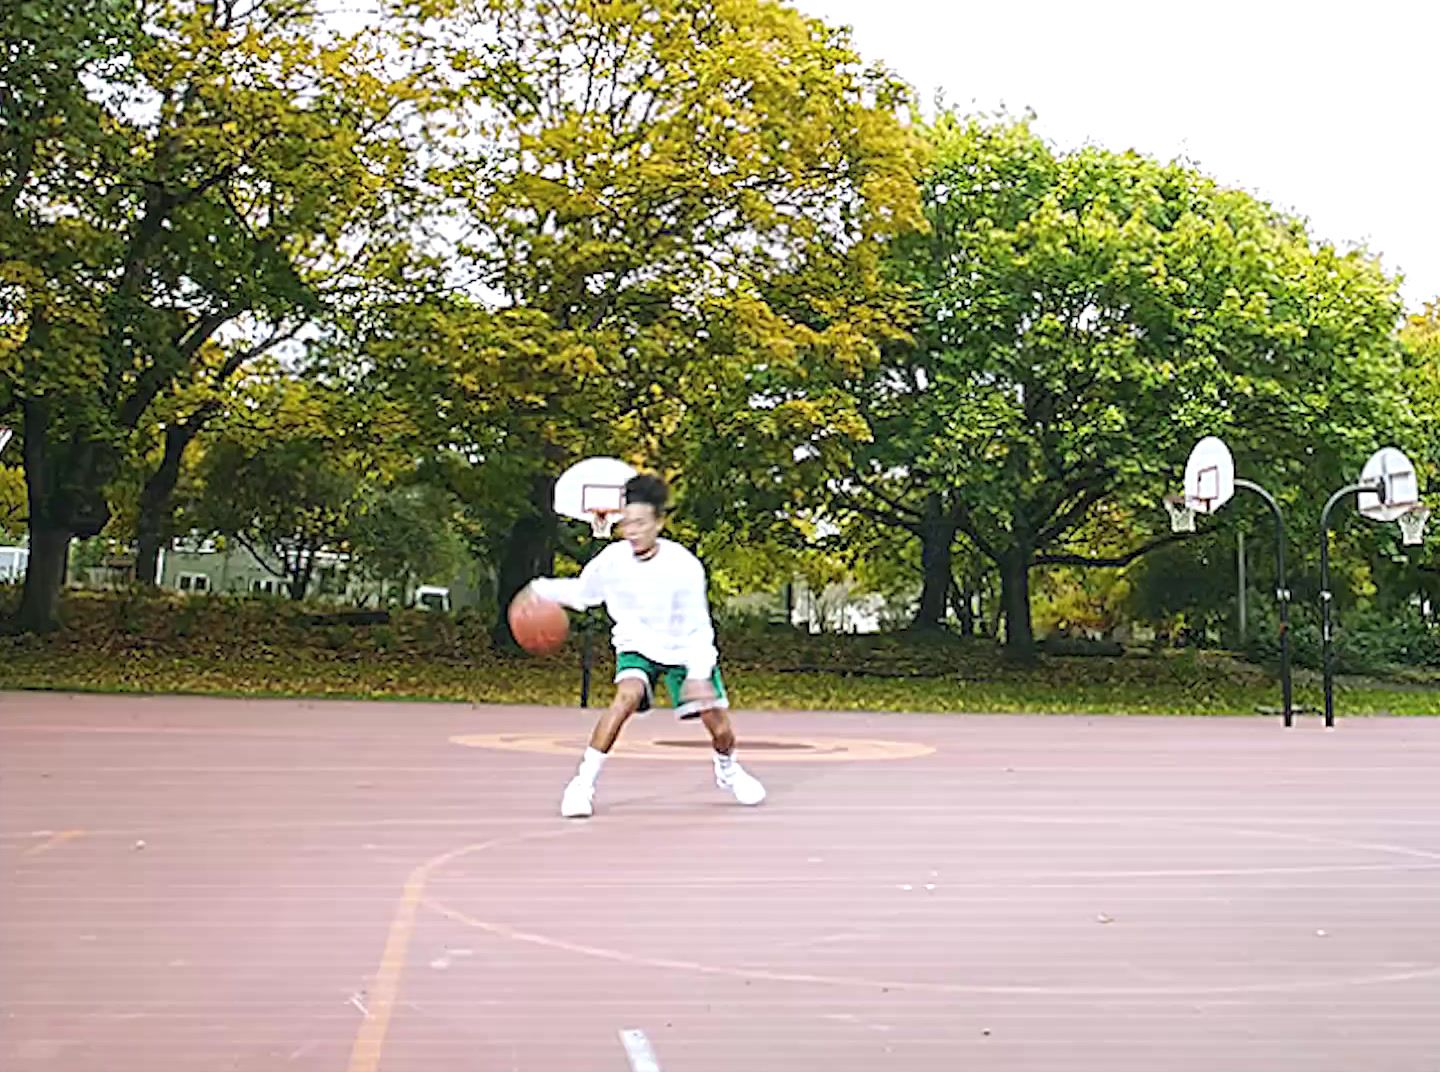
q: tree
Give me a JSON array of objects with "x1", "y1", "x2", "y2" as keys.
[
  {"x1": 842, "y1": 114, "x2": 1411, "y2": 655},
  {"x1": 1, "y1": 0, "x2": 441, "y2": 630},
  {"x1": 190, "y1": 369, "x2": 407, "y2": 601},
  {"x1": 349, "y1": 483, "x2": 468, "y2": 606},
  {"x1": 1399, "y1": 299, "x2": 1440, "y2": 589},
  {"x1": 1123, "y1": 535, "x2": 1238, "y2": 640},
  {"x1": 1, "y1": 0, "x2": 143, "y2": 622},
  {"x1": 363, "y1": 0, "x2": 923, "y2": 645},
  {"x1": 1400, "y1": 301, "x2": 1439, "y2": 475},
  {"x1": 198, "y1": 436, "x2": 360, "y2": 600}
]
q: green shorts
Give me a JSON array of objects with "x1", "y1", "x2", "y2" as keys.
[{"x1": 615, "y1": 652, "x2": 729, "y2": 720}]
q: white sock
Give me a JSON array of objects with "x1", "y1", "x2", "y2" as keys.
[
  {"x1": 714, "y1": 749, "x2": 735, "y2": 770},
  {"x1": 578, "y1": 747, "x2": 607, "y2": 784}
]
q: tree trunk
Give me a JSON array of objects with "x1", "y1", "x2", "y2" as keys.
[
  {"x1": 14, "y1": 522, "x2": 71, "y2": 634},
  {"x1": 134, "y1": 424, "x2": 193, "y2": 585},
  {"x1": 999, "y1": 551, "x2": 1036, "y2": 659},
  {"x1": 949, "y1": 578, "x2": 974, "y2": 637},
  {"x1": 491, "y1": 472, "x2": 559, "y2": 648},
  {"x1": 11, "y1": 398, "x2": 111, "y2": 633},
  {"x1": 288, "y1": 546, "x2": 316, "y2": 601},
  {"x1": 911, "y1": 494, "x2": 956, "y2": 631},
  {"x1": 134, "y1": 523, "x2": 164, "y2": 588}
]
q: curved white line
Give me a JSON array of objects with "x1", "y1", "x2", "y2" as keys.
[{"x1": 422, "y1": 895, "x2": 1440, "y2": 998}]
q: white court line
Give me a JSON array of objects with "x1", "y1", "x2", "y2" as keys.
[{"x1": 619, "y1": 1028, "x2": 662, "y2": 1072}]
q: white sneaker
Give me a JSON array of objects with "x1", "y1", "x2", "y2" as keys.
[
  {"x1": 560, "y1": 776, "x2": 594, "y2": 818},
  {"x1": 716, "y1": 759, "x2": 766, "y2": 806}
]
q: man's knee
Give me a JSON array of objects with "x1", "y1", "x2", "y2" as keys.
[
  {"x1": 611, "y1": 680, "x2": 647, "y2": 717},
  {"x1": 591, "y1": 681, "x2": 648, "y2": 752}
]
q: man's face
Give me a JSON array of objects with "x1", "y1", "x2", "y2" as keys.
[{"x1": 620, "y1": 501, "x2": 662, "y2": 555}]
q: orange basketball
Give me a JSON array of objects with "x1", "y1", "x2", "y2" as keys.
[{"x1": 508, "y1": 593, "x2": 570, "y2": 655}]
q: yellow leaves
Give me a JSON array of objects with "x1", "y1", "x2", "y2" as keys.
[
  {"x1": 545, "y1": 340, "x2": 604, "y2": 377},
  {"x1": 0, "y1": 464, "x2": 27, "y2": 537}
]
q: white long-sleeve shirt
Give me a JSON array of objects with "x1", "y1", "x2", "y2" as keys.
[{"x1": 529, "y1": 538, "x2": 719, "y2": 680}]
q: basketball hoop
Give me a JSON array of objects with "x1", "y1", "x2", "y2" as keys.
[
  {"x1": 551, "y1": 455, "x2": 639, "y2": 711},
  {"x1": 1173, "y1": 435, "x2": 1295, "y2": 728},
  {"x1": 1398, "y1": 503, "x2": 1430, "y2": 547},
  {"x1": 1164, "y1": 494, "x2": 1197, "y2": 533},
  {"x1": 554, "y1": 456, "x2": 635, "y2": 542}
]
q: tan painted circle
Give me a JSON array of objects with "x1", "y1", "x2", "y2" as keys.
[{"x1": 448, "y1": 731, "x2": 935, "y2": 762}]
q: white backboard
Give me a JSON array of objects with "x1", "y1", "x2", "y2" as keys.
[
  {"x1": 554, "y1": 456, "x2": 637, "y2": 526},
  {"x1": 1357, "y1": 447, "x2": 1420, "y2": 522},
  {"x1": 1183, "y1": 436, "x2": 1235, "y2": 514}
]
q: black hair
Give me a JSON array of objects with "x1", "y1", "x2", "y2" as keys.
[{"x1": 624, "y1": 473, "x2": 669, "y2": 516}]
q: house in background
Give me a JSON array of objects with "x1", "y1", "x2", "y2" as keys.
[
  {"x1": 0, "y1": 546, "x2": 28, "y2": 584},
  {"x1": 157, "y1": 540, "x2": 305, "y2": 598},
  {"x1": 32, "y1": 533, "x2": 477, "y2": 610},
  {"x1": 153, "y1": 539, "x2": 488, "y2": 610},
  {"x1": 722, "y1": 578, "x2": 891, "y2": 634},
  {"x1": 8, "y1": 533, "x2": 889, "y2": 630}
]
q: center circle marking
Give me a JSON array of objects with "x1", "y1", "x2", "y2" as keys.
[{"x1": 448, "y1": 731, "x2": 936, "y2": 762}]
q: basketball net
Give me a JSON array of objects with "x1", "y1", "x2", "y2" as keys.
[
  {"x1": 1398, "y1": 504, "x2": 1430, "y2": 547},
  {"x1": 590, "y1": 510, "x2": 617, "y2": 538},
  {"x1": 1164, "y1": 495, "x2": 1197, "y2": 533}
]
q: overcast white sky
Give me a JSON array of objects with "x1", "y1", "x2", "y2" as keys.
[{"x1": 793, "y1": 0, "x2": 1438, "y2": 313}]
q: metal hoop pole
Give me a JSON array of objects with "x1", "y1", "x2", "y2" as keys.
[
  {"x1": 581, "y1": 627, "x2": 593, "y2": 707},
  {"x1": 1319, "y1": 481, "x2": 1381, "y2": 729},
  {"x1": 574, "y1": 531, "x2": 607, "y2": 708},
  {"x1": 1234, "y1": 479, "x2": 1292, "y2": 727}
]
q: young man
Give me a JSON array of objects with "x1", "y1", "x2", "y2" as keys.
[{"x1": 519, "y1": 473, "x2": 766, "y2": 819}]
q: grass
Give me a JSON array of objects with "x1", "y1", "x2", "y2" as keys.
[{"x1": 1, "y1": 589, "x2": 1437, "y2": 716}]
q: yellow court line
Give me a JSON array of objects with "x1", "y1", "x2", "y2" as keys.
[
  {"x1": 21, "y1": 830, "x2": 85, "y2": 857},
  {"x1": 345, "y1": 826, "x2": 583, "y2": 1072},
  {"x1": 345, "y1": 866, "x2": 433, "y2": 1072}
]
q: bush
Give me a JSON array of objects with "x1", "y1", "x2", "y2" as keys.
[
  {"x1": 1245, "y1": 602, "x2": 1440, "y2": 676},
  {"x1": 1037, "y1": 635, "x2": 1125, "y2": 658}
]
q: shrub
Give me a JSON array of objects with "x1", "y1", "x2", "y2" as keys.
[{"x1": 1245, "y1": 603, "x2": 1440, "y2": 675}]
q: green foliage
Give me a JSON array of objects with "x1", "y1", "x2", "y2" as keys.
[
  {"x1": 196, "y1": 436, "x2": 361, "y2": 598},
  {"x1": 1402, "y1": 302, "x2": 1440, "y2": 439},
  {"x1": 3, "y1": 589, "x2": 1437, "y2": 713},
  {"x1": 828, "y1": 112, "x2": 1411, "y2": 651},
  {"x1": 189, "y1": 372, "x2": 402, "y2": 598},
  {"x1": 1, "y1": 0, "x2": 445, "y2": 627},
  {"x1": 348, "y1": 482, "x2": 468, "y2": 600},
  {"x1": 0, "y1": 463, "x2": 24, "y2": 538},
  {"x1": 1245, "y1": 602, "x2": 1440, "y2": 678},
  {"x1": 1124, "y1": 535, "x2": 1238, "y2": 623},
  {"x1": 1031, "y1": 565, "x2": 1135, "y2": 639},
  {"x1": 1398, "y1": 301, "x2": 1439, "y2": 579},
  {"x1": 358, "y1": 0, "x2": 925, "y2": 590},
  {"x1": 3, "y1": 1, "x2": 1431, "y2": 666}
]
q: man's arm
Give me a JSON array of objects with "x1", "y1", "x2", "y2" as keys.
[
  {"x1": 526, "y1": 550, "x2": 609, "y2": 612},
  {"x1": 674, "y1": 558, "x2": 719, "y2": 683}
]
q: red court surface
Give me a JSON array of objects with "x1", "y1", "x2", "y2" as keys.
[{"x1": 3, "y1": 691, "x2": 1440, "y2": 1072}]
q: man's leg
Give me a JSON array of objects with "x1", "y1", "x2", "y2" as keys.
[
  {"x1": 681, "y1": 668, "x2": 765, "y2": 807},
  {"x1": 698, "y1": 704, "x2": 735, "y2": 754},
  {"x1": 561, "y1": 679, "x2": 648, "y2": 819},
  {"x1": 586, "y1": 679, "x2": 648, "y2": 764}
]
